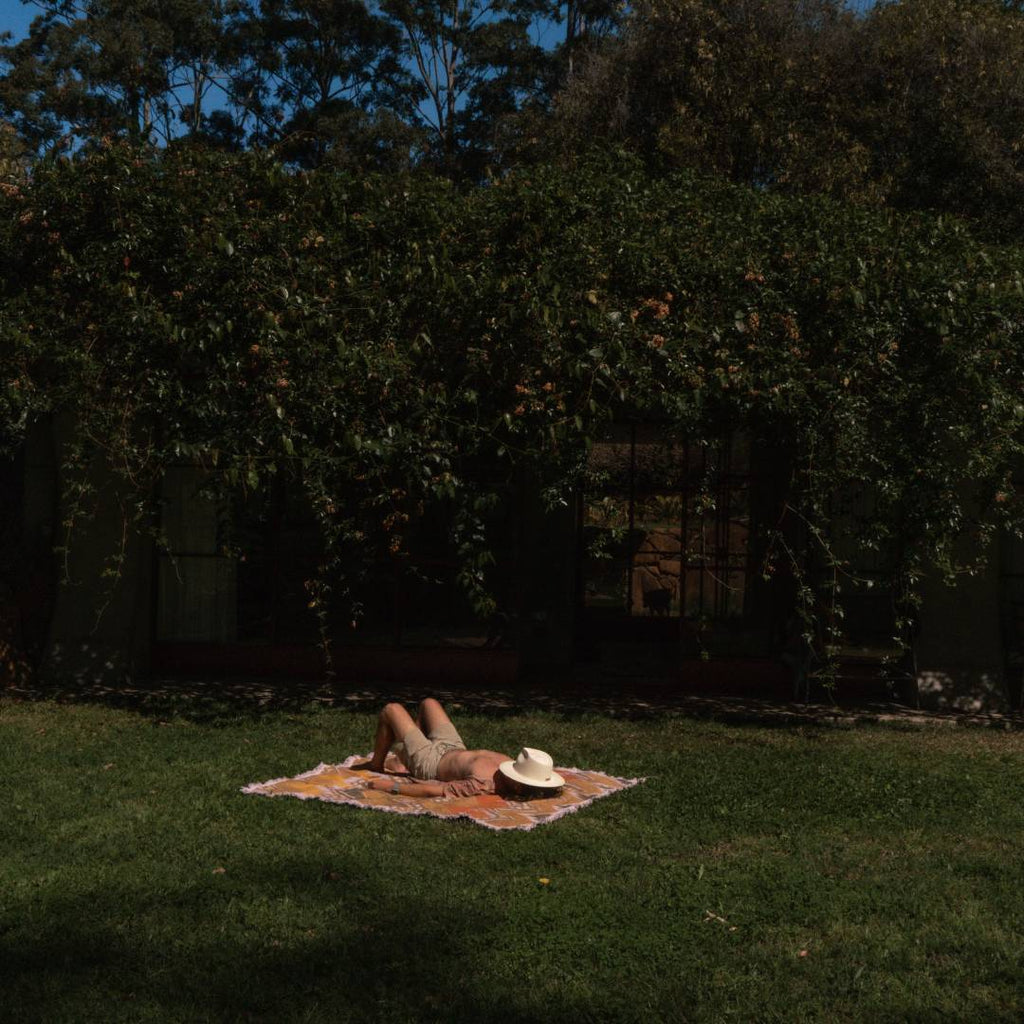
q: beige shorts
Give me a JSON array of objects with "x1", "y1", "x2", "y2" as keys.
[{"x1": 392, "y1": 719, "x2": 466, "y2": 780}]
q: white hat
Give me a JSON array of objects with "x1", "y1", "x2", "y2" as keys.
[{"x1": 498, "y1": 748, "x2": 564, "y2": 789}]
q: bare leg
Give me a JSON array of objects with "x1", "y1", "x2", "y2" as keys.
[
  {"x1": 366, "y1": 702, "x2": 417, "y2": 771},
  {"x1": 416, "y1": 697, "x2": 456, "y2": 738}
]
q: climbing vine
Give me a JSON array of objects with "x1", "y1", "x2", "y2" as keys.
[{"x1": 2, "y1": 143, "x2": 1024, "y2": 666}]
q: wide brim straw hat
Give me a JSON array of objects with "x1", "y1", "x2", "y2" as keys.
[{"x1": 498, "y1": 747, "x2": 564, "y2": 789}]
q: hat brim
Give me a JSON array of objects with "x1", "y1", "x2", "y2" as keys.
[{"x1": 498, "y1": 760, "x2": 564, "y2": 789}]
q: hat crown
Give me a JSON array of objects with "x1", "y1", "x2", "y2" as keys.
[
  {"x1": 498, "y1": 747, "x2": 563, "y2": 789},
  {"x1": 515, "y1": 747, "x2": 554, "y2": 783}
]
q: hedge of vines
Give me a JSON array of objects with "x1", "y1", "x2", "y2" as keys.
[{"x1": 2, "y1": 144, "x2": 1024, "y2": 652}]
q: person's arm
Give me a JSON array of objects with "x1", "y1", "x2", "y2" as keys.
[{"x1": 366, "y1": 776, "x2": 446, "y2": 798}]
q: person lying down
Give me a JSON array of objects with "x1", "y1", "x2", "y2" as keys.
[{"x1": 351, "y1": 698, "x2": 563, "y2": 800}]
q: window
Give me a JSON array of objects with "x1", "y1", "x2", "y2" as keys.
[
  {"x1": 155, "y1": 468, "x2": 516, "y2": 650},
  {"x1": 581, "y1": 424, "x2": 752, "y2": 622},
  {"x1": 156, "y1": 468, "x2": 236, "y2": 643}
]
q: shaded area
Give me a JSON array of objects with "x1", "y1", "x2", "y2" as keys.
[
  {"x1": 0, "y1": 854, "x2": 587, "y2": 1023},
  {"x1": 4, "y1": 672, "x2": 1022, "y2": 731}
]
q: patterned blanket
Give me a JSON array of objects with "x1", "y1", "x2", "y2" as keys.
[{"x1": 242, "y1": 753, "x2": 644, "y2": 831}]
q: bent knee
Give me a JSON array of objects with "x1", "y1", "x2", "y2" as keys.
[
  {"x1": 419, "y1": 697, "x2": 442, "y2": 713},
  {"x1": 381, "y1": 702, "x2": 405, "y2": 718}
]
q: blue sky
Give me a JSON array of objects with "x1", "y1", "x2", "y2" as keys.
[
  {"x1": 2, "y1": 0, "x2": 877, "y2": 48},
  {"x1": 0, "y1": 0, "x2": 34, "y2": 43}
]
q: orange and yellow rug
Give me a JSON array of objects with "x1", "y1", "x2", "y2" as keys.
[{"x1": 242, "y1": 753, "x2": 644, "y2": 830}]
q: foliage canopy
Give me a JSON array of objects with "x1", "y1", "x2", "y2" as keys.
[
  {"x1": 2, "y1": 144, "x2": 1024, "y2": 639},
  {"x1": 552, "y1": 0, "x2": 1024, "y2": 243}
]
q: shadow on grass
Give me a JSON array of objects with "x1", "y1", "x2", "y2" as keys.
[
  {"x1": 6, "y1": 673, "x2": 1022, "y2": 731},
  {"x1": 0, "y1": 851, "x2": 584, "y2": 1023}
]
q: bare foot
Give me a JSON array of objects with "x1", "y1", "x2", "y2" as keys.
[{"x1": 349, "y1": 760, "x2": 383, "y2": 772}]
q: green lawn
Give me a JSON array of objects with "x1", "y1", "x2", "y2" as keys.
[{"x1": 1, "y1": 695, "x2": 1022, "y2": 1023}]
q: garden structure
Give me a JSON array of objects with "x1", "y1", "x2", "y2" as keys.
[
  {"x1": 6, "y1": 413, "x2": 1021, "y2": 712},
  {"x1": 2, "y1": 147, "x2": 1024, "y2": 712}
]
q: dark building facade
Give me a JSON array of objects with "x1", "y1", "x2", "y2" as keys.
[{"x1": 3, "y1": 417, "x2": 1021, "y2": 712}]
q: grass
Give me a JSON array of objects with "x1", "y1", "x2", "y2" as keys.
[{"x1": 1, "y1": 694, "x2": 1022, "y2": 1023}]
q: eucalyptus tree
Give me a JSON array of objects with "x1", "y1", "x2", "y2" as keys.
[
  {"x1": 377, "y1": 0, "x2": 553, "y2": 176},
  {"x1": 0, "y1": 0, "x2": 585, "y2": 173},
  {"x1": 222, "y1": 0, "x2": 413, "y2": 167},
  {"x1": 0, "y1": 0, "x2": 245, "y2": 151}
]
